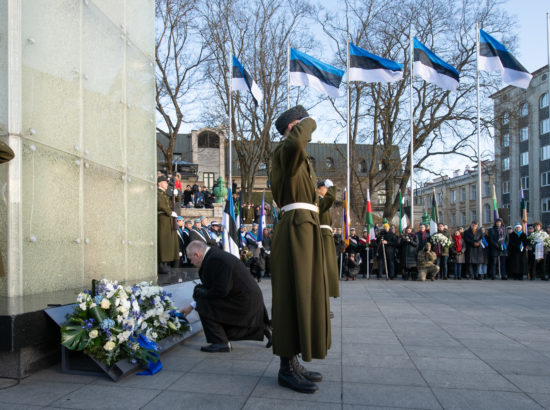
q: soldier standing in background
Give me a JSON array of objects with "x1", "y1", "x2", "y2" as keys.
[
  {"x1": 318, "y1": 180, "x2": 339, "y2": 298},
  {"x1": 157, "y1": 176, "x2": 179, "y2": 274}
]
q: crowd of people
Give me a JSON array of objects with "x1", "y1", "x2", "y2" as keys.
[{"x1": 336, "y1": 219, "x2": 550, "y2": 282}]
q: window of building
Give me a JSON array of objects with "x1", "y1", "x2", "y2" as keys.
[
  {"x1": 520, "y1": 152, "x2": 529, "y2": 166},
  {"x1": 502, "y1": 133, "x2": 509, "y2": 147},
  {"x1": 470, "y1": 210, "x2": 476, "y2": 223},
  {"x1": 502, "y1": 157, "x2": 510, "y2": 170},
  {"x1": 541, "y1": 118, "x2": 550, "y2": 135},
  {"x1": 450, "y1": 189, "x2": 456, "y2": 204},
  {"x1": 520, "y1": 102, "x2": 528, "y2": 116},
  {"x1": 502, "y1": 112, "x2": 510, "y2": 125},
  {"x1": 197, "y1": 131, "x2": 220, "y2": 148},
  {"x1": 482, "y1": 181, "x2": 490, "y2": 197},
  {"x1": 377, "y1": 190, "x2": 386, "y2": 205},
  {"x1": 459, "y1": 211, "x2": 465, "y2": 226},
  {"x1": 326, "y1": 157, "x2": 334, "y2": 168},
  {"x1": 521, "y1": 175, "x2": 529, "y2": 190},
  {"x1": 460, "y1": 187, "x2": 466, "y2": 202},
  {"x1": 483, "y1": 204, "x2": 491, "y2": 223},
  {"x1": 542, "y1": 146, "x2": 550, "y2": 161},
  {"x1": 359, "y1": 159, "x2": 367, "y2": 173},
  {"x1": 470, "y1": 184, "x2": 476, "y2": 200},
  {"x1": 503, "y1": 203, "x2": 510, "y2": 209},
  {"x1": 502, "y1": 180, "x2": 510, "y2": 194},
  {"x1": 542, "y1": 172, "x2": 550, "y2": 187},
  {"x1": 542, "y1": 198, "x2": 550, "y2": 213},
  {"x1": 203, "y1": 172, "x2": 215, "y2": 189},
  {"x1": 540, "y1": 92, "x2": 549, "y2": 109},
  {"x1": 451, "y1": 214, "x2": 456, "y2": 227},
  {"x1": 520, "y1": 127, "x2": 529, "y2": 141},
  {"x1": 309, "y1": 156, "x2": 316, "y2": 169},
  {"x1": 437, "y1": 192, "x2": 443, "y2": 206}
]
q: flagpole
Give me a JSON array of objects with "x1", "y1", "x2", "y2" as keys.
[
  {"x1": 287, "y1": 41, "x2": 290, "y2": 109},
  {"x1": 547, "y1": 14, "x2": 550, "y2": 120},
  {"x1": 476, "y1": 21, "x2": 482, "y2": 225},
  {"x1": 228, "y1": 54, "x2": 233, "y2": 190},
  {"x1": 346, "y1": 34, "x2": 351, "y2": 229},
  {"x1": 409, "y1": 24, "x2": 414, "y2": 229}
]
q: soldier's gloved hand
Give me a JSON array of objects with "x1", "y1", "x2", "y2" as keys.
[
  {"x1": 192, "y1": 285, "x2": 207, "y2": 300},
  {"x1": 324, "y1": 179, "x2": 334, "y2": 188},
  {"x1": 179, "y1": 252, "x2": 182, "y2": 257},
  {"x1": 173, "y1": 189, "x2": 178, "y2": 196},
  {"x1": 171, "y1": 212, "x2": 178, "y2": 218},
  {"x1": 258, "y1": 242, "x2": 263, "y2": 249},
  {"x1": 215, "y1": 237, "x2": 221, "y2": 243}
]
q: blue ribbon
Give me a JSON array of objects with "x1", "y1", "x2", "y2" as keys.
[{"x1": 136, "y1": 334, "x2": 162, "y2": 376}]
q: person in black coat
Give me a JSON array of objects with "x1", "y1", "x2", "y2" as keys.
[
  {"x1": 508, "y1": 223, "x2": 529, "y2": 280},
  {"x1": 398, "y1": 227, "x2": 419, "y2": 280},
  {"x1": 376, "y1": 223, "x2": 398, "y2": 279},
  {"x1": 488, "y1": 218, "x2": 509, "y2": 279},
  {"x1": 415, "y1": 224, "x2": 430, "y2": 253},
  {"x1": 463, "y1": 221, "x2": 484, "y2": 279},
  {"x1": 180, "y1": 241, "x2": 270, "y2": 352}
]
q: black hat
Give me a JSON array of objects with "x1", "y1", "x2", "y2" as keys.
[
  {"x1": 317, "y1": 180, "x2": 326, "y2": 188},
  {"x1": 275, "y1": 105, "x2": 309, "y2": 135},
  {"x1": 157, "y1": 176, "x2": 168, "y2": 183}
]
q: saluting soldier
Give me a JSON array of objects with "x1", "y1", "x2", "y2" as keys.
[
  {"x1": 318, "y1": 179, "x2": 339, "y2": 298},
  {"x1": 0, "y1": 141, "x2": 14, "y2": 277},
  {"x1": 270, "y1": 106, "x2": 329, "y2": 394},
  {"x1": 157, "y1": 176, "x2": 179, "y2": 273}
]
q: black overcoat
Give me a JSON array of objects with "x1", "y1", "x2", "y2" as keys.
[
  {"x1": 464, "y1": 228, "x2": 485, "y2": 264},
  {"x1": 508, "y1": 231, "x2": 528, "y2": 276},
  {"x1": 398, "y1": 233, "x2": 419, "y2": 268}
]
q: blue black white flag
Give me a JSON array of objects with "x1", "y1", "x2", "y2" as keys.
[
  {"x1": 479, "y1": 30, "x2": 532, "y2": 89},
  {"x1": 232, "y1": 55, "x2": 263, "y2": 105},
  {"x1": 413, "y1": 38, "x2": 459, "y2": 92},
  {"x1": 257, "y1": 192, "x2": 265, "y2": 242},
  {"x1": 290, "y1": 48, "x2": 345, "y2": 98},
  {"x1": 222, "y1": 188, "x2": 240, "y2": 258},
  {"x1": 349, "y1": 43, "x2": 403, "y2": 83}
]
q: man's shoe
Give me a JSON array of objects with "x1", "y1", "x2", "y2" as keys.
[
  {"x1": 291, "y1": 356, "x2": 323, "y2": 382},
  {"x1": 278, "y1": 357, "x2": 318, "y2": 394},
  {"x1": 200, "y1": 342, "x2": 231, "y2": 353}
]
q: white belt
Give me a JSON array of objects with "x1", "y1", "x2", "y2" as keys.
[
  {"x1": 320, "y1": 225, "x2": 333, "y2": 232},
  {"x1": 281, "y1": 202, "x2": 319, "y2": 213}
]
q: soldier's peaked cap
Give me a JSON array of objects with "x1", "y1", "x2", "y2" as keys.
[{"x1": 275, "y1": 105, "x2": 309, "y2": 135}]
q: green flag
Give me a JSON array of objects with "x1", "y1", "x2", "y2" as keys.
[{"x1": 430, "y1": 190, "x2": 438, "y2": 233}]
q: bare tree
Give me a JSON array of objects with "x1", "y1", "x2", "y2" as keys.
[
  {"x1": 155, "y1": 0, "x2": 209, "y2": 170},
  {"x1": 201, "y1": 0, "x2": 314, "y2": 202},
  {"x1": 320, "y1": 0, "x2": 516, "y2": 224}
]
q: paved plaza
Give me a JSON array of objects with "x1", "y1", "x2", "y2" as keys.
[{"x1": 1, "y1": 279, "x2": 550, "y2": 409}]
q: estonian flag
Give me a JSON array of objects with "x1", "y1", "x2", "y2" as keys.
[
  {"x1": 232, "y1": 55, "x2": 263, "y2": 105},
  {"x1": 479, "y1": 30, "x2": 532, "y2": 89},
  {"x1": 413, "y1": 38, "x2": 459, "y2": 92},
  {"x1": 222, "y1": 188, "x2": 240, "y2": 258},
  {"x1": 349, "y1": 43, "x2": 403, "y2": 83},
  {"x1": 290, "y1": 48, "x2": 344, "y2": 98}
]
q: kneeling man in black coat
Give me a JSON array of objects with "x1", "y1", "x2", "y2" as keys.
[{"x1": 180, "y1": 240, "x2": 270, "y2": 352}]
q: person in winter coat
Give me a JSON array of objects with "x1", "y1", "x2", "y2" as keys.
[
  {"x1": 508, "y1": 223, "x2": 529, "y2": 280},
  {"x1": 415, "y1": 224, "x2": 430, "y2": 253},
  {"x1": 434, "y1": 223, "x2": 451, "y2": 279},
  {"x1": 450, "y1": 230, "x2": 466, "y2": 279},
  {"x1": 398, "y1": 227, "x2": 419, "y2": 280},
  {"x1": 377, "y1": 223, "x2": 398, "y2": 279},
  {"x1": 488, "y1": 218, "x2": 509, "y2": 280},
  {"x1": 463, "y1": 221, "x2": 484, "y2": 279}
]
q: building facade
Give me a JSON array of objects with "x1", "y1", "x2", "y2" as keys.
[
  {"x1": 414, "y1": 161, "x2": 497, "y2": 229},
  {"x1": 492, "y1": 65, "x2": 550, "y2": 226}
]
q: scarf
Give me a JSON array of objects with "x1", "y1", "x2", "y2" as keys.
[{"x1": 453, "y1": 234, "x2": 462, "y2": 252}]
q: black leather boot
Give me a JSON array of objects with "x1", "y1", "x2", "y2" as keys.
[
  {"x1": 278, "y1": 357, "x2": 318, "y2": 394},
  {"x1": 291, "y1": 356, "x2": 323, "y2": 382}
]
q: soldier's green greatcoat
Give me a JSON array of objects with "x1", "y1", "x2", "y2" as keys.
[
  {"x1": 319, "y1": 186, "x2": 339, "y2": 298},
  {"x1": 157, "y1": 188, "x2": 179, "y2": 263},
  {"x1": 0, "y1": 141, "x2": 13, "y2": 277},
  {"x1": 270, "y1": 118, "x2": 330, "y2": 362}
]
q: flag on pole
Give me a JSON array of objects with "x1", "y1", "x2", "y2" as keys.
[
  {"x1": 343, "y1": 189, "x2": 350, "y2": 247},
  {"x1": 413, "y1": 38, "x2": 459, "y2": 92},
  {"x1": 232, "y1": 55, "x2": 263, "y2": 105},
  {"x1": 399, "y1": 191, "x2": 408, "y2": 234},
  {"x1": 257, "y1": 192, "x2": 265, "y2": 242},
  {"x1": 479, "y1": 30, "x2": 532, "y2": 89},
  {"x1": 290, "y1": 48, "x2": 345, "y2": 98},
  {"x1": 222, "y1": 188, "x2": 240, "y2": 258},
  {"x1": 272, "y1": 201, "x2": 278, "y2": 225},
  {"x1": 520, "y1": 187, "x2": 527, "y2": 232},
  {"x1": 430, "y1": 189, "x2": 439, "y2": 234},
  {"x1": 365, "y1": 189, "x2": 375, "y2": 242},
  {"x1": 492, "y1": 185, "x2": 499, "y2": 222},
  {"x1": 349, "y1": 43, "x2": 403, "y2": 83}
]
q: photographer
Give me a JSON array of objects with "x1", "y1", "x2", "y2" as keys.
[{"x1": 417, "y1": 242, "x2": 439, "y2": 282}]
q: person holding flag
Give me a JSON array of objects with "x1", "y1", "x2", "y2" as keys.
[
  {"x1": 376, "y1": 223, "x2": 398, "y2": 280},
  {"x1": 488, "y1": 218, "x2": 509, "y2": 280},
  {"x1": 317, "y1": 179, "x2": 339, "y2": 297}
]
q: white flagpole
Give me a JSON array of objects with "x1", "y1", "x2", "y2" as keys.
[
  {"x1": 346, "y1": 35, "x2": 351, "y2": 230},
  {"x1": 287, "y1": 41, "x2": 291, "y2": 109},
  {"x1": 409, "y1": 25, "x2": 414, "y2": 229},
  {"x1": 228, "y1": 54, "x2": 233, "y2": 189},
  {"x1": 476, "y1": 21, "x2": 482, "y2": 225}
]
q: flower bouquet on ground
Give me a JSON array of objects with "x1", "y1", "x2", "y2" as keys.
[
  {"x1": 430, "y1": 233, "x2": 453, "y2": 248},
  {"x1": 527, "y1": 230, "x2": 550, "y2": 249},
  {"x1": 132, "y1": 281, "x2": 189, "y2": 342},
  {"x1": 60, "y1": 279, "x2": 159, "y2": 368}
]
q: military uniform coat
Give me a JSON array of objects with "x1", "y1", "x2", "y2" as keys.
[
  {"x1": 270, "y1": 118, "x2": 330, "y2": 362},
  {"x1": 319, "y1": 186, "x2": 339, "y2": 297},
  {"x1": 157, "y1": 188, "x2": 179, "y2": 262}
]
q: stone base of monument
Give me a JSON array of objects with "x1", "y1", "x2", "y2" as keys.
[{"x1": 0, "y1": 280, "x2": 201, "y2": 379}]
